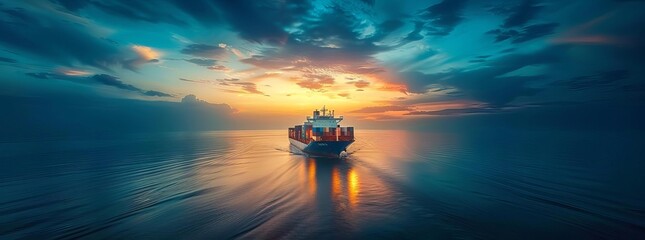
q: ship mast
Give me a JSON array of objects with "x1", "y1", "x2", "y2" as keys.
[{"x1": 306, "y1": 106, "x2": 343, "y2": 124}]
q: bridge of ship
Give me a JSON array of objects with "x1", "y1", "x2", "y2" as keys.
[{"x1": 288, "y1": 107, "x2": 355, "y2": 144}]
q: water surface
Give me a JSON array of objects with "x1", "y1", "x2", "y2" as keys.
[{"x1": 1, "y1": 130, "x2": 644, "y2": 239}]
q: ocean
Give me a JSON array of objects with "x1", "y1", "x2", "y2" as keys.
[{"x1": 1, "y1": 130, "x2": 644, "y2": 239}]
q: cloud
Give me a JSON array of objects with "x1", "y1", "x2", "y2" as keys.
[
  {"x1": 350, "y1": 105, "x2": 412, "y2": 113},
  {"x1": 397, "y1": 46, "x2": 564, "y2": 106},
  {"x1": 501, "y1": 0, "x2": 544, "y2": 28},
  {"x1": 26, "y1": 72, "x2": 64, "y2": 79},
  {"x1": 0, "y1": 56, "x2": 17, "y2": 63},
  {"x1": 208, "y1": 0, "x2": 311, "y2": 44},
  {"x1": 181, "y1": 44, "x2": 227, "y2": 58},
  {"x1": 238, "y1": 5, "x2": 391, "y2": 74},
  {"x1": 179, "y1": 78, "x2": 210, "y2": 84},
  {"x1": 88, "y1": 1, "x2": 188, "y2": 26},
  {"x1": 347, "y1": 80, "x2": 371, "y2": 88},
  {"x1": 207, "y1": 65, "x2": 230, "y2": 71},
  {"x1": 167, "y1": 0, "x2": 220, "y2": 26},
  {"x1": 402, "y1": 21, "x2": 425, "y2": 42},
  {"x1": 26, "y1": 72, "x2": 172, "y2": 97},
  {"x1": 131, "y1": 45, "x2": 160, "y2": 60},
  {"x1": 380, "y1": 19, "x2": 405, "y2": 34},
  {"x1": 90, "y1": 74, "x2": 140, "y2": 91},
  {"x1": 217, "y1": 78, "x2": 239, "y2": 82},
  {"x1": 214, "y1": 78, "x2": 266, "y2": 96},
  {"x1": 486, "y1": 0, "x2": 557, "y2": 44},
  {"x1": 142, "y1": 90, "x2": 173, "y2": 97},
  {"x1": 2, "y1": 95, "x2": 235, "y2": 139},
  {"x1": 54, "y1": 0, "x2": 226, "y2": 27},
  {"x1": 551, "y1": 69, "x2": 630, "y2": 90},
  {"x1": 53, "y1": 0, "x2": 89, "y2": 12},
  {"x1": 405, "y1": 107, "x2": 501, "y2": 116},
  {"x1": 419, "y1": 0, "x2": 468, "y2": 36},
  {"x1": 0, "y1": 6, "x2": 161, "y2": 71},
  {"x1": 488, "y1": 23, "x2": 558, "y2": 43},
  {"x1": 60, "y1": 69, "x2": 92, "y2": 76},
  {"x1": 295, "y1": 74, "x2": 335, "y2": 91},
  {"x1": 338, "y1": 92, "x2": 351, "y2": 99},
  {"x1": 231, "y1": 82, "x2": 266, "y2": 95},
  {"x1": 185, "y1": 58, "x2": 217, "y2": 67},
  {"x1": 123, "y1": 45, "x2": 161, "y2": 70},
  {"x1": 0, "y1": 6, "x2": 121, "y2": 70},
  {"x1": 181, "y1": 94, "x2": 208, "y2": 104},
  {"x1": 363, "y1": 114, "x2": 404, "y2": 121}
]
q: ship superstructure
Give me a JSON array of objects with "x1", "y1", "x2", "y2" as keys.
[{"x1": 288, "y1": 106, "x2": 355, "y2": 157}]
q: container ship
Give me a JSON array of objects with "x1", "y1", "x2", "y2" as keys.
[{"x1": 288, "y1": 106, "x2": 355, "y2": 157}]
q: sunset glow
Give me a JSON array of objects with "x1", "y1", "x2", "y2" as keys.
[
  {"x1": 1, "y1": 0, "x2": 643, "y2": 129},
  {"x1": 1, "y1": 1, "x2": 644, "y2": 239}
]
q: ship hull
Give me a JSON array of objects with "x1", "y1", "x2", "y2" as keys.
[{"x1": 289, "y1": 138, "x2": 354, "y2": 157}]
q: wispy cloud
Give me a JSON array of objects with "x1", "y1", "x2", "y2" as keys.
[
  {"x1": 350, "y1": 105, "x2": 413, "y2": 113},
  {"x1": 27, "y1": 72, "x2": 172, "y2": 97},
  {"x1": 419, "y1": 0, "x2": 468, "y2": 36}
]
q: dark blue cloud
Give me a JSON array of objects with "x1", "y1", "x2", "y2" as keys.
[
  {"x1": 54, "y1": 0, "x2": 225, "y2": 27},
  {"x1": 83, "y1": 1, "x2": 188, "y2": 25},
  {"x1": 379, "y1": 19, "x2": 405, "y2": 33},
  {"x1": 26, "y1": 72, "x2": 173, "y2": 97},
  {"x1": 486, "y1": 0, "x2": 557, "y2": 44},
  {"x1": 185, "y1": 58, "x2": 217, "y2": 67},
  {"x1": 181, "y1": 44, "x2": 226, "y2": 58},
  {"x1": 143, "y1": 90, "x2": 173, "y2": 97},
  {"x1": 551, "y1": 70, "x2": 630, "y2": 91},
  {"x1": 210, "y1": 0, "x2": 311, "y2": 44},
  {"x1": 53, "y1": 0, "x2": 311, "y2": 44},
  {"x1": 52, "y1": 0, "x2": 88, "y2": 12},
  {"x1": 25, "y1": 72, "x2": 63, "y2": 79},
  {"x1": 402, "y1": 21, "x2": 425, "y2": 42},
  {"x1": 0, "y1": 6, "x2": 124, "y2": 70},
  {"x1": 168, "y1": 0, "x2": 220, "y2": 26},
  {"x1": 0, "y1": 5, "x2": 159, "y2": 71},
  {"x1": 488, "y1": 22, "x2": 558, "y2": 43},
  {"x1": 419, "y1": 0, "x2": 468, "y2": 36},
  {"x1": 501, "y1": 0, "x2": 543, "y2": 28},
  {"x1": 398, "y1": 46, "x2": 564, "y2": 105},
  {"x1": 0, "y1": 56, "x2": 16, "y2": 63},
  {"x1": 90, "y1": 74, "x2": 140, "y2": 92},
  {"x1": 240, "y1": 5, "x2": 393, "y2": 73}
]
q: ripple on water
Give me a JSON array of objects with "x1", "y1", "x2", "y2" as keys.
[{"x1": 1, "y1": 130, "x2": 644, "y2": 239}]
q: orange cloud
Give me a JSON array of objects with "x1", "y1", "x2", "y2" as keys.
[
  {"x1": 551, "y1": 36, "x2": 621, "y2": 45},
  {"x1": 551, "y1": 11, "x2": 623, "y2": 45},
  {"x1": 59, "y1": 69, "x2": 91, "y2": 76},
  {"x1": 132, "y1": 45, "x2": 160, "y2": 61}
]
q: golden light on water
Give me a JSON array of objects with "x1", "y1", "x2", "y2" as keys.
[
  {"x1": 300, "y1": 158, "x2": 361, "y2": 209},
  {"x1": 332, "y1": 167, "x2": 341, "y2": 197},
  {"x1": 307, "y1": 159, "x2": 317, "y2": 196},
  {"x1": 348, "y1": 168, "x2": 359, "y2": 206}
]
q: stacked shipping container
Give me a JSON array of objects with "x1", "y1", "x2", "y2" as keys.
[{"x1": 290, "y1": 126, "x2": 354, "y2": 143}]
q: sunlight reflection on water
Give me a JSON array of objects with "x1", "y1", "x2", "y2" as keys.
[{"x1": 1, "y1": 130, "x2": 644, "y2": 239}]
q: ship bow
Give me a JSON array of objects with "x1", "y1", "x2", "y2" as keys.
[{"x1": 303, "y1": 140, "x2": 354, "y2": 157}]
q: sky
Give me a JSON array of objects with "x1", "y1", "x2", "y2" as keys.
[{"x1": 1, "y1": 0, "x2": 644, "y2": 133}]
